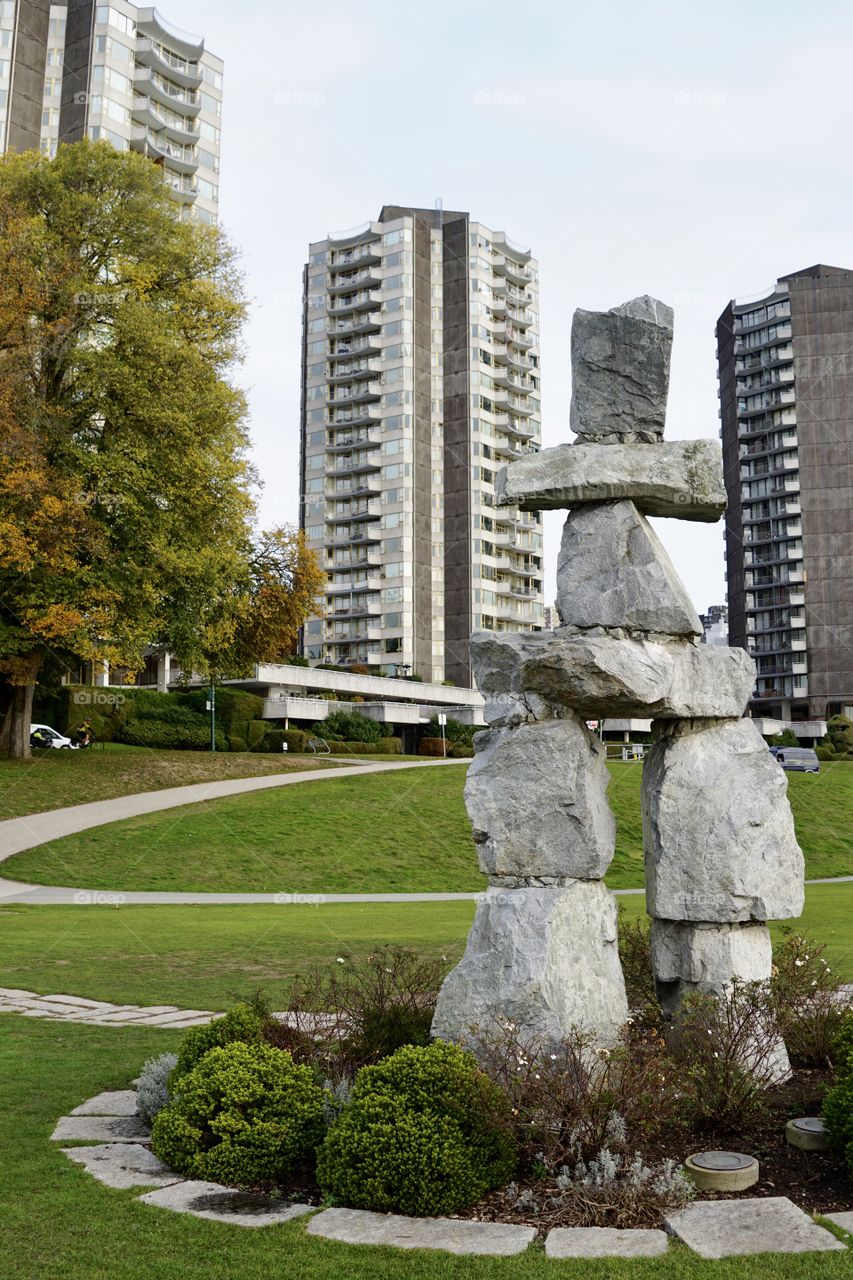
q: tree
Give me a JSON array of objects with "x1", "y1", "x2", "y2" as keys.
[
  {"x1": 0, "y1": 140, "x2": 255, "y2": 757},
  {"x1": 233, "y1": 527, "x2": 325, "y2": 668}
]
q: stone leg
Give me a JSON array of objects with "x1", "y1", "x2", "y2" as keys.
[
  {"x1": 642, "y1": 717, "x2": 804, "y2": 924},
  {"x1": 465, "y1": 712, "x2": 615, "y2": 879},
  {"x1": 431, "y1": 883, "x2": 628, "y2": 1052},
  {"x1": 650, "y1": 919, "x2": 772, "y2": 1015}
]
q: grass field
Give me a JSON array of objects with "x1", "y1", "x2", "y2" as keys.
[
  {"x1": 1, "y1": 882, "x2": 851, "y2": 1010},
  {"x1": 3, "y1": 1016, "x2": 853, "y2": 1280},
  {"x1": 3, "y1": 763, "x2": 477, "y2": 893},
  {"x1": 0, "y1": 743, "x2": 343, "y2": 820},
  {"x1": 5, "y1": 760, "x2": 851, "y2": 894}
]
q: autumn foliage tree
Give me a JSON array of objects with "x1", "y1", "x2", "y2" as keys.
[{"x1": 0, "y1": 141, "x2": 322, "y2": 757}]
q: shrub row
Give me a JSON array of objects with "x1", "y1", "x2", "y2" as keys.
[
  {"x1": 418, "y1": 737, "x2": 471, "y2": 758},
  {"x1": 55, "y1": 685, "x2": 263, "y2": 753},
  {"x1": 823, "y1": 1013, "x2": 853, "y2": 1174}
]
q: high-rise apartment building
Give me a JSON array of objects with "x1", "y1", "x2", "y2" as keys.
[
  {"x1": 1, "y1": 1, "x2": 221, "y2": 221},
  {"x1": 299, "y1": 205, "x2": 545, "y2": 686},
  {"x1": 717, "y1": 264, "x2": 853, "y2": 725}
]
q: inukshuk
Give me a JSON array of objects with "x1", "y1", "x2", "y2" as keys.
[{"x1": 432, "y1": 296, "x2": 804, "y2": 1069}]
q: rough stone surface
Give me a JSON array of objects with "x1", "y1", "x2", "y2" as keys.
[
  {"x1": 545, "y1": 1227, "x2": 669, "y2": 1258},
  {"x1": 51, "y1": 1114, "x2": 152, "y2": 1144},
  {"x1": 71, "y1": 1090, "x2": 139, "y2": 1117},
  {"x1": 650, "y1": 920, "x2": 772, "y2": 1014},
  {"x1": 464, "y1": 715, "x2": 615, "y2": 879},
  {"x1": 61, "y1": 1143, "x2": 181, "y2": 1190},
  {"x1": 307, "y1": 1208, "x2": 537, "y2": 1256},
  {"x1": 471, "y1": 629, "x2": 754, "y2": 720},
  {"x1": 556, "y1": 501, "x2": 702, "y2": 635},
  {"x1": 826, "y1": 1211, "x2": 853, "y2": 1232},
  {"x1": 497, "y1": 439, "x2": 725, "y2": 520},
  {"x1": 570, "y1": 296, "x2": 673, "y2": 442},
  {"x1": 643, "y1": 718, "x2": 805, "y2": 923},
  {"x1": 138, "y1": 1180, "x2": 312, "y2": 1227},
  {"x1": 432, "y1": 882, "x2": 628, "y2": 1049},
  {"x1": 664, "y1": 1197, "x2": 846, "y2": 1259}
]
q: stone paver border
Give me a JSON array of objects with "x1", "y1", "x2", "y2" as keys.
[{"x1": 51, "y1": 1082, "x2": 853, "y2": 1257}]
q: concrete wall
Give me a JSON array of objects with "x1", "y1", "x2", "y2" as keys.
[
  {"x1": 441, "y1": 213, "x2": 472, "y2": 686},
  {"x1": 58, "y1": 0, "x2": 93, "y2": 144},
  {"x1": 786, "y1": 266, "x2": 853, "y2": 717},
  {"x1": 7, "y1": 0, "x2": 50, "y2": 152}
]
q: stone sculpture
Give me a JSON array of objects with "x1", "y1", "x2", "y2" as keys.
[{"x1": 432, "y1": 294, "x2": 804, "y2": 1066}]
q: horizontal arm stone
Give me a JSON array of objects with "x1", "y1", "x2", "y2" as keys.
[
  {"x1": 471, "y1": 629, "x2": 755, "y2": 720},
  {"x1": 496, "y1": 439, "x2": 725, "y2": 521}
]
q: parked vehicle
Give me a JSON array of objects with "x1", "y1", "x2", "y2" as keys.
[
  {"x1": 770, "y1": 745, "x2": 819, "y2": 774},
  {"x1": 29, "y1": 723, "x2": 75, "y2": 750}
]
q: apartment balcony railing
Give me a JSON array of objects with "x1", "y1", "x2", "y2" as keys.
[
  {"x1": 130, "y1": 127, "x2": 197, "y2": 171},
  {"x1": 135, "y1": 36, "x2": 203, "y2": 88},
  {"x1": 327, "y1": 290, "x2": 382, "y2": 315},
  {"x1": 328, "y1": 244, "x2": 382, "y2": 272},
  {"x1": 327, "y1": 269, "x2": 381, "y2": 294},
  {"x1": 133, "y1": 66, "x2": 200, "y2": 114}
]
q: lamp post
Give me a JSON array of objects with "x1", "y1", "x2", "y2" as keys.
[{"x1": 208, "y1": 680, "x2": 216, "y2": 752}]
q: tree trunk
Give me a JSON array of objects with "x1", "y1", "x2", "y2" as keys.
[{"x1": 0, "y1": 654, "x2": 41, "y2": 759}]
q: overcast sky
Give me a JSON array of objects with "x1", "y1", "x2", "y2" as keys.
[{"x1": 175, "y1": 0, "x2": 853, "y2": 613}]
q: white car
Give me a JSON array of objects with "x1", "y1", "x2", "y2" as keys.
[{"x1": 30, "y1": 723, "x2": 75, "y2": 749}]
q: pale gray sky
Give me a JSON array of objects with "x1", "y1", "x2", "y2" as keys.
[{"x1": 176, "y1": 0, "x2": 853, "y2": 612}]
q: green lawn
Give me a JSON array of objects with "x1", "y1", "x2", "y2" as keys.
[
  {"x1": 0, "y1": 743, "x2": 341, "y2": 820},
  {"x1": 3, "y1": 763, "x2": 477, "y2": 894},
  {"x1": 3, "y1": 1016, "x2": 852, "y2": 1279},
  {"x1": 5, "y1": 760, "x2": 851, "y2": 894},
  {"x1": 1, "y1": 883, "x2": 851, "y2": 1011}
]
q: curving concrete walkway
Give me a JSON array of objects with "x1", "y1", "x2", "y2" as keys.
[
  {"x1": 0, "y1": 757, "x2": 464, "y2": 904},
  {"x1": 0, "y1": 756, "x2": 850, "y2": 907}
]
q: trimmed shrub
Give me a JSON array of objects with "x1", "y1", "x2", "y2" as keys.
[
  {"x1": 250, "y1": 728, "x2": 308, "y2": 753},
  {"x1": 418, "y1": 737, "x2": 448, "y2": 757},
  {"x1": 172, "y1": 1003, "x2": 263, "y2": 1082},
  {"x1": 317, "y1": 710, "x2": 382, "y2": 743},
  {"x1": 823, "y1": 1020, "x2": 853, "y2": 1172},
  {"x1": 317, "y1": 1042, "x2": 516, "y2": 1215},
  {"x1": 151, "y1": 1041, "x2": 326, "y2": 1188},
  {"x1": 118, "y1": 719, "x2": 227, "y2": 751},
  {"x1": 426, "y1": 715, "x2": 475, "y2": 751},
  {"x1": 247, "y1": 718, "x2": 269, "y2": 748},
  {"x1": 334, "y1": 737, "x2": 401, "y2": 755},
  {"x1": 137, "y1": 1052, "x2": 178, "y2": 1124}
]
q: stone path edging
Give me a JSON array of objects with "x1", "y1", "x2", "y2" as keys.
[{"x1": 51, "y1": 1083, "x2": 852, "y2": 1258}]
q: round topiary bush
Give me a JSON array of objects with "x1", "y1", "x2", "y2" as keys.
[
  {"x1": 172, "y1": 1003, "x2": 263, "y2": 1082},
  {"x1": 151, "y1": 1041, "x2": 327, "y2": 1188},
  {"x1": 317, "y1": 1041, "x2": 516, "y2": 1216}
]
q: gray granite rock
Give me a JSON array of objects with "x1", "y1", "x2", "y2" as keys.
[
  {"x1": 307, "y1": 1208, "x2": 537, "y2": 1256},
  {"x1": 138, "y1": 1180, "x2": 312, "y2": 1227},
  {"x1": 51, "y1": 1115, "x2": 151, "y2": 1144},
  {"x1": 471, "y1": 629, "x2": 753, "y2": 719},
  {"x1": 432, "y1": 882, "x2": 628, "y2": 1050},
  {"x1": 650, "y1": 920, "x2": 773, "y2": 1015},
  {"x1": 71, "y1": 1090, "x2": 139, "y2": 1117},
  {"x1": 826, "y1": 1211, "x2": 853, "y2": 1232},
  {"x1": 570, "y1": 296, "x2": 673, "y2": 442},
  {"x1": 497, "y1": 439, "x2": 725, "y2": 520},
  {"x1": 465, "y1": 716, "x2": 615, "y2": 879},
  {"x1": 61, "y1": 1143, "x2": 180, "y2": 1189},
  {"x1": 556, "y1": 501, "x2": 702, "y2": 635},
  {"x1": 643, "y1": 718, "x2": 805, "y2": 923},
  {"x1": 664, "y1": 1197, "x2": 846, "y2": 1259},
  {"x1": 545, "y1": 1226, "x2": 669, "y2": 1258}
]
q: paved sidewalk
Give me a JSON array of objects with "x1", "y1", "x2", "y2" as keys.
[{"x1": 0, "y1": 987, "x2": 220, "y2": 1027}]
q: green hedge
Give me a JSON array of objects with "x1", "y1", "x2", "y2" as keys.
[
  {"x1": 250, "y1": 728, "x2": 309, "y2": 754},
  {"x1": 58, "y1": 685, "x2": 262, "y2": 753},
  {"x1": 316, "y1": 710, "x2": 383, "y2": 743},
  {"x1": 334, "y1": 737, "x2": 402, "y2": 755}
]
